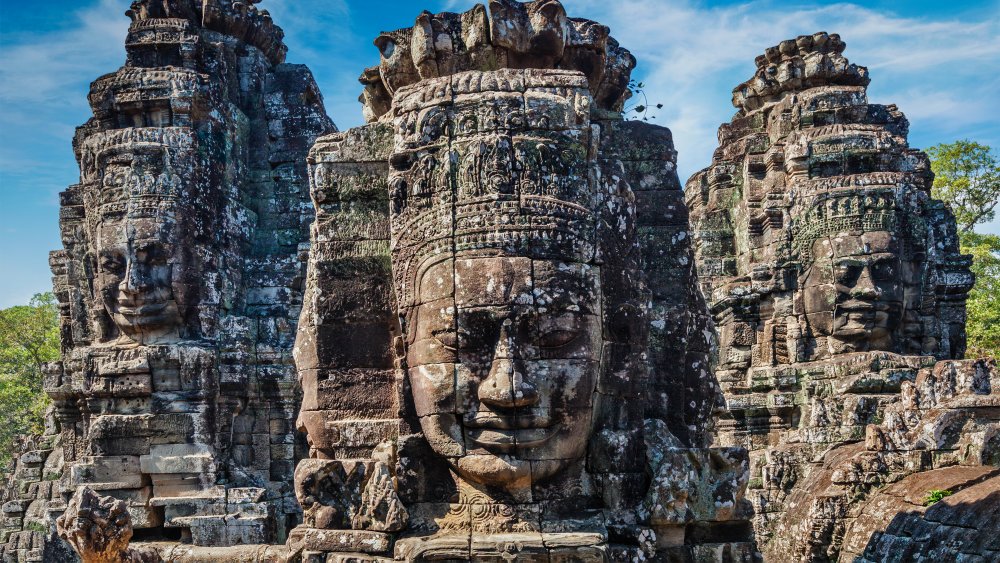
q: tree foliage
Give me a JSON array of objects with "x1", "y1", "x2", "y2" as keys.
[
  {"x1": 0, "y1": 293, "x2": 60, "y2": 469},
  {"x1": 961, "y1": 232, "x2": 1000, "y2": 360},
  {"x1": 928, "y1": 140, "x2": 1000, "y2": 233},
  {"x1": 625, "y1": 79, "x2": 663, "y2": 122}
]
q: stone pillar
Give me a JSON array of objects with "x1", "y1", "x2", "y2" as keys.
[{"x1": 2, "y1": 1, "x2": 334, "y2": 558}]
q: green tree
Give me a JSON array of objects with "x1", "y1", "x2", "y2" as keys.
[
  {"x1": 961, "y1": 232, "x2": 1000, "y2": 359},
  {"x1": 927, "y1": 141, "x2": 1000, "y2": 233},
  {"x1": 928, "y1": 141, "x2": 1000, "y2": 360},
  {"x1": 0, "y1": 293, "x2": 60, "y2": 469}
]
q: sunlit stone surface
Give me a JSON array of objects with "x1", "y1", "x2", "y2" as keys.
[
  {"x1": 290, "y1": 2, "x2": 755, "y2": 560},
  {"x1": 2, "y1": 0, "x2": 333, "y2": 560},
  {"x1": 2, "y1": 4, "x2": 996, "y2": 563},
  {"x1": 687, "y1": 33, "x2": 999, "y2": 562}
]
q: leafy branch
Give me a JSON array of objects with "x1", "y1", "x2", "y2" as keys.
[{"x1": 624, "y1": 80, "x2": 663, "y2": 122}]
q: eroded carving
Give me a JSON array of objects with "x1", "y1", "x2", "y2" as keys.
[
  {"x1": 389, "y1": 75, "x2": 603, "y2": 494},
  {"x1": 688, "y1": 33, "x2": 993, "y2": 561},
  {"x1": 360, "y1": 0, "x2": 636, "y2": 122},
  {"x1": 92, "y1": 143, "x2": 194, "y2": 345},
  {"x1": 0, "y1": 1, "x2": 334, "y2": 559},
  {"x1": 793, "y1": 193, "x2": 915, "y2": 357},
  {"x1": 292, "y1": 3, "x2": 755, "y2": 559},
  {"x1": 57, "y1": 487, "x2": 158, "y2": 563}
]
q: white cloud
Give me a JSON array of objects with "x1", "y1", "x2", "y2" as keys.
[
  {"x1": 540, "y1": 0, "x2": 1000, "y2": 182},
  {"x1": 0, "y1": 0, "x2": 128, "y2": 105},
  {"x1": 1, "y1": 0, "x2": 997, "y2": 216},
  {"x1": 379, "y1": 1, "x2": 997, "y2": 188},
  {"x1": 0, "y1": 0, "x2": 130, "y2": 203}
]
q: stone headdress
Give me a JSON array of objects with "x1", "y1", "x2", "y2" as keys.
[
  {"x1": 81, "y1": 128, "x2": 196, "y2": 225},
  {"x1": 387, "y1": 69, "x2": 602, "y2": 311},
  {"x1": 790, "y1": 188, "x2": 926, "y2": 263}
]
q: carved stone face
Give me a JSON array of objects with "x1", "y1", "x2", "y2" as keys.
[
  {"x1": 406, "y1": 256, "x2": 602, "y2": 491},
  {"x1": 95, "y1": 215, "x2": 182, "y2": 344},
  {"x1": 800, "y1": 230, "x2": 904, "y2": 354}
]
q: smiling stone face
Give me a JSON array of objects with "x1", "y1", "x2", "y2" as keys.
[
  {"x1": 95, "y1": 215, "x2": 184, "y2": 344},
  {"x1": 405, "y1": 255, "x2": 602, "y2": 491},
  {"x1": 90, "y1": 143, "x2": 197, "y2": 345},
  {"x1": 800, "y1": 230, "x2": 905, "y2": 354}
]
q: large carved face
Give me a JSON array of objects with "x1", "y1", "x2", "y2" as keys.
[
  {"x1": 406, "y1": 255, "x2": 602, "y2": 490},
  {"x1": 800, "y1": 230, "x2": 905, "y2": 354},
  {"x1": 95, "y1": 214, "x2": 183, "y2": 344}
]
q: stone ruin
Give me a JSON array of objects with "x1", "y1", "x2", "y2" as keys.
[
  {"x1": 290, "y1": 1, "x2": 753, "y2": 560},
  {"x1": 3, "y1": 0, "x2": 333, "y2": 559},
  {"x1": 1, "y1": 2, "x2": 997, "y2": 563},
  {"x1": 687, "y1": 33, "x2": 1000, "y2": 561}
]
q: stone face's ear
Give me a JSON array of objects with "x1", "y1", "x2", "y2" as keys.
[
  {"x1": 489, "y1": 0, "x2": 513, "y2": 16},
  {"x1": 527, "y1": 0, "x2": 568, "y2": 61},
  {"x1": 360, "y1": 66, "x2": 392, "y2": 123},
  {"x1": 375, "y1": 34, "x2": 396, "y2": 59},
  {"x1": 411, "y1": 12, "x2": 439, "y2": 80},
  {"x1": 532, "y1": 0, "x2": 567, "y2": 23},
  {"x1": 462, "y1": 3, "x2": 497, "y2": 70},
  {"x1": 464, "y1": 4, "x2": 491, "y2": 42},
  {"x1": 487, "y1": 0, "x2": 513, "y2": 37},
  {"x1": 563, "y1": 19, "x2": 610, "y2": 91},
  {"x1": 489, "y1": 0, "x2": 528, "y2": 51},
  {"x1": 376, "y1": 29, "x2": 421, "y2": 95}
]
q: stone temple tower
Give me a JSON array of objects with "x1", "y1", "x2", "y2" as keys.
[
  {"x1": 8, "y1": 3, "x2": 994, "y2": 563},
  {"x1": 688, "y1": 33, "x2": 999, "y2": 561},
  {"x1": 0, "y1": 1, "x2": 333, "y2": 559},
  {"x1": 288, "y1": 1, "x2": 757, "y2": 560}
]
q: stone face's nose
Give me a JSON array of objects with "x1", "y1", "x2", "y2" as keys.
[
  {"x1": 121, "y1": 257, "x2": 152, "y2": 296},
  {"x1": 478, "y1": 358, "x2": 540, "y2": 408},
  {"x1": 851, "y1": 265, "x2": 880, "y2": 299},
  {"x1": 478, "y1": 326, "x2": 539, "y2": 409}
]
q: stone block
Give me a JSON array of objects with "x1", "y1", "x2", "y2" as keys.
[
  {"x1": 186, "y1": 515, "x2": 271, "y2": 547},
  {"x1": 300, "y1": 368, "x2": 398, "y2": 414},
  {"x1": 297, "y1": 413, "x2": 398, "y2": 452},
  {"x1": 70, "y1": 456, "x2": 145, "y2": 490},
  {"x1": 139, "y1": 444, "x2": 216, "y2": 475},
  {"x1": 288, "y1": 526, "x2": 392, "y2": 555}
]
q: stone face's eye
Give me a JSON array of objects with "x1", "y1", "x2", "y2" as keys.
[
  {"x1": 376, "y1": 36, "x2": 396, "y2": 59},
  {"x1": 871, "y1": 261, "x2": 895, "y2": 281},
  {"x1": 835, "y1": 262, "x2": 862, "y2": 285},
  {"x1": 536, "y1": 328, "x2": 579, "y2": 349},
  {"x1": 100, "y1": 253, "x2": 124, "y2": 274},
  {"x1": 148, "y1": 249, "x2": 169, "y2": 266},
  {"x1": 535, "y1": 313, "x2": 583, "y2": 349},
  {"x1": 432, "y1": 329, "x2": 458, "y2": 350}
]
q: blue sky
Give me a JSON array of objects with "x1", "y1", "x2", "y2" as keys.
[{"x1": 1, "y1": 0, "x2": 998, "y2": 308}]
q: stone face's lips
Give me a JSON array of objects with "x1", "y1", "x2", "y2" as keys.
[
  {"x1": 838, "y1": 300, "x2": 887, "y2": 311},
  {"x1": 465, "y1": 412, "x2": 557, "y2": 452},
  {"x1": 116, "y1": 301, "x2": 168, "y2": 316},
  {"x1": 466, "y1": 426, "x2": 556, "y2": 452},
  {"x1": 464, "y1": 413, "x2": 554, "y2": 430}
]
